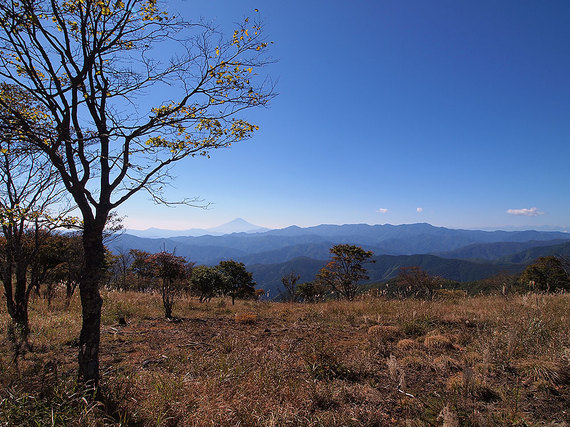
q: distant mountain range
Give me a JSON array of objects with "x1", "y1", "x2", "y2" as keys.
[
  {"x1": 248, "y1": 254, "x2": 518, "y2": 298},
  {"x1": 125, "y1": 218, "x2": 268, "y2": 238},
  {"x1": 469, "y1": 225, "x2": 570, "y2": 232},
  {"x1": 249, "y1": 242, "x2": 570, "y2": 298},
  {"x1": 109, "y1": 221, "x2": 570, "y2": 297},
  {"x1": 435, "y1": 239, "x2": 570, "y2": 261}
]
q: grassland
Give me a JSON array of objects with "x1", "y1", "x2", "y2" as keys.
[{"x1": 1, "y1": 291, "x2": 568, "y2": 426}]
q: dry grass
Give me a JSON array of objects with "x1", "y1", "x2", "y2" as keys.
[
  {"x1": 367, "y1": 324, "x2": 402, "y2": 341},
  {"x1": 234, "y1": 312, "x2": 258, "y2": 324},
  {"x1": 1, "y1": 291, "x2": 569, "y2": 425},
  {"x1": 423, "y1": 333, "x2": 454, "y2": 350}
]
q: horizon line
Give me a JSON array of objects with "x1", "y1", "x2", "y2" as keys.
[{"x1": 124, "y1": 220, "x2": 569, "y2": 233}]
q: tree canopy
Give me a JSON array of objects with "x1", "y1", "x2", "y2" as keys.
[
  {"x1": 191, "y1": 265, "x2": 226, "y2": 303},
  {"x1": 520, "y1": 256, "x2": 569, "y2": 292},
  {"x1": 395, "y1": 266, "x2": 444, "y2": 299},
  {"x1": 218, "y1": 260, "x2": 256, "y2": 304},
  {"x1": 145, "y1": 251, "x2": 190, "y2": 319},
  {"x1": 316, "y1": 244, "x2": 374, "y2": 300}
]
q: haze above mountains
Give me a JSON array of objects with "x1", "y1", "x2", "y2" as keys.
[
  {"x1": 126, "y1": 218, "x2": 269, "y2": 238},
  {"x1": 116, "y1": 219, "x2": 570, "y2": 297}
]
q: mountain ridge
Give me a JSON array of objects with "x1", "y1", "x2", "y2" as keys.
[
  {"x1": 107, "y1": 222, "x2": 570, "y2": 297},
  {"x1": 110, "y1": 222, "x2": 570, "y2": 267},
  {"x1": 125, "y1": 218, "x2": 268, "y2": 238}
]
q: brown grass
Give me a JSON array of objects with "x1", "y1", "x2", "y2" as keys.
[
  {"x1": 1, "y1": 291, "x2": 569, "y2": 425},
  {"x1": 234, "y1": 312, "x2": 258, "y2": 324},
  {"x1": 367, "y1": 324, "x2": 402, "y2": 341},
  {"x1": 396, "y1": 338, "x2": 420, "y2": 351},
  {"x1": 423, "y1": 333, "x2": 454, "y2": 350}
]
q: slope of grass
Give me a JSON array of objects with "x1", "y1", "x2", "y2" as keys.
[{"x1": 1, "y1": 291, "x2": 568, "y2": 425}]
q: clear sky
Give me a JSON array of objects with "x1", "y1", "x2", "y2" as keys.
[{"x1": 118, "y1": 0, "x2": 570, "y2": 231}]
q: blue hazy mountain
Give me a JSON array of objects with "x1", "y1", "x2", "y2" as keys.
[
  {"x1": 250, "y1": 241, "x2": 570, "y2": 298},
  {"x1": 203, "y1": 218, "x2": 269, "y2": 235},
  {"x1": 108, "y1": 222, "x2": 570, "y2": 295},
  {"x1": 495, "y1": 241, "x2": 570, "y2": 264},
  {"x1": 124, "y1": 218, "x2": 268, "y2": 238},
  {"x1": 435, "y1": 239, "x2": 570, "y2": 261},
  {"x1": 248, "y1": 253, "x2": 520, "y2": 298},
  {"x1": 110, "y1": 222, "x2": 570, "y2": 266}
]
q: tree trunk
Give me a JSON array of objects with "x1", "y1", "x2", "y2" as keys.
[
  {"x1": 11, "y1": 257, "x2": 30, "y2": 336},
  {"x1": 78, "y1": 224, "x2": 105, "y2": 387},
  {"x1": 12, "y1": 295, "x2": 29, "y2": 336},
  {"x1": 2, "y1": 261, "x2": 15, "y2": 318}
]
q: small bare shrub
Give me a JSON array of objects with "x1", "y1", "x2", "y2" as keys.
[
  {"x1": 437, "y1": 404, "x2": 459, "y2": 427},
  {"x1": 387, "y1": 354, "x2": 399, "y2": 381}
]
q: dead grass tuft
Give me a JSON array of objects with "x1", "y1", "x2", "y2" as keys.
[
  {"x1": 367, "y1": 325, "x2": 401, "y2": 341},
  {"x1": 400, "y1": 355, "x2": 430, "y2": 370},
  {"x1": 516, "y1": 358, "x2": 567, "y2": 386},
  {"x1": 424, "y1": 333, "x2": 454, "y2": 350},
  {"x1": 234, "y1": 312, "x2": 257, "y2": 324},
  {"x1": 433, "y1": 355, "x2": 462, "y2": 373},
  {"x1": 396, "y1": 338, "x2": 420, "y2": 351}
]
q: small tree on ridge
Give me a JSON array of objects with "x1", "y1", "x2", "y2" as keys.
[
  {"x1": 218, "y1": 260, "x2": 255, "y2": 305},
  {"x1": 146, "y1": 251, "x2": 191, "y2": 319},
  {"x1": 316, "y1": 244, "x2": 374, "y2": 300}
]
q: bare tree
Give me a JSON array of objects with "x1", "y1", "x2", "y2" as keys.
[
  {"x1": 281, "y1": 271, "x2": 300, "y2": 302},
  {"x1": 395, "y1": 266, "x2": 444, "y2": 299},
  {"x1": 146, "y1": 251, "x2": 190, "y2": 319},
  {"x1": 110, "y1": 247, "x2": 134, "y2": 291},
  {"x1": 0, "y1": 87, "x2": 74, "y2": 338},
  {"x1": 0, "y1": 0, "x2": 274, "y2": 385}
]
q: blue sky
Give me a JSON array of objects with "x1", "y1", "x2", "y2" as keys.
[{"x1": 119, "y1": 0, "x2": 570, "y2": 231}]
